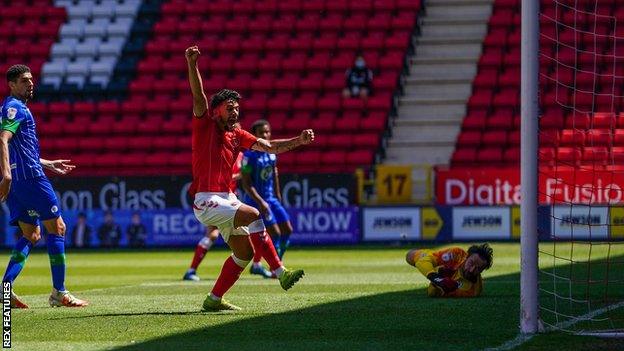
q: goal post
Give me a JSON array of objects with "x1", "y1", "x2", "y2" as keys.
[
  {"x1": 521, "y1": 0, "x2": 624, "y2": 336},
  {"x1": 520, "y1": 0, "x2": 540, "y2": 335}
]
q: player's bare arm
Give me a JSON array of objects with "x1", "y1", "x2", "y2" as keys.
[
  {"x1": 0, "y1": 130, "x2": 13, "y2": 202},
  {"x1": 241, "y1": 172, "x2": 271, "y2": 216},
  {"x1": 252, "y1": 129, "x2": 315, "y2": 154},
  {"x1": 40, "y1": 158, "x2": 76, "y2": 175},
  {"x1": 186, "y1": 45, "x2": 208, "y2": 117}
]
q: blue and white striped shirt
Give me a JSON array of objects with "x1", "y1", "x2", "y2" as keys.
[{"x1": 1, "y1": 96, "x2": 44, "y2": 181}]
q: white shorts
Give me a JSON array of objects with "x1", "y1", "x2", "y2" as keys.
[{"x1": 193, "y1": 192, "x2": 249, "y2": 243}]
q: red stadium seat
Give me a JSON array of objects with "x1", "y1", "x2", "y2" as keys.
[
  {"x1": 335, "y1": 112, "x2": 362, "y2": 131},
  {"x1": 482, "y1": 130, "x2": 508, "y2": 146},
  {"x1": 361, "y1": 113, "x2": 387, "y2": 131},
  {"x1": 104, "y1": 137, "x2": 128, "y2": 152},
  {"x1": 326, "y1": 134, "x2": 353, "y2": 149},
  {"x1": 289, "y1": 93, "x2": 316, "y2": 111},
  {"x1": 353, "y1": 133, "x2": 379, "y2": 149},
  {"x1": 457, "y1": 131, "x2": 481, "y2": 146},
  {"x1": 504, "y1": 147, "x2": 520, "y2": 163},
  {"x1": 582, "y1": 147, "x2": 609, "y2": 165},
  {"x1": 321, "y1": 150, "x2": 348, "y2": 167},
  {"x1": 33, "y1": 0, "x2": 422, "y2": 175},
  {"x1": 477, "y1": 148, "x2": 503, "y2": 163},
  {"x1": 310, "y1": 114, "x2": 335, "y2": 132},
  {"x1": 452, "y1": 149, "x2": 477, "y2": 165},
  {"x1": 346, "y1": 150, "x2": 374, "y2": 166}
]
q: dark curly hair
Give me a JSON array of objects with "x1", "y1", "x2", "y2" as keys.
[
  {"x1": 6, "y1": 64, "x2": 30, "y2": 82},
  {"x1": 209, "y1": 89, "x2": 241, "y2": 113},
  {"x1": 468, "y1": 243, "x2": 493, "y2": 270},
  {"x1": 250, "y1": 119, "x2": 270, "y2": 135}
]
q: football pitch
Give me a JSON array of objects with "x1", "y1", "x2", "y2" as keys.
[{"x1": 6, "y1": 243, "x2": 624, "y2": 350}]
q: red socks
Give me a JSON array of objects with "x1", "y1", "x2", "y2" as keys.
[
  {"x1": 252, "y1": 241, "x2": 262, "y2": 263},
  {"x1": 250, "y1": 231, "x2": 282, "y2": 271},
  {"x1": 190, "y1": 245, "x2": 208, "y2": 270},
  {"x1": 211, "y1": 256, "x2": 246, "y2": 298}
]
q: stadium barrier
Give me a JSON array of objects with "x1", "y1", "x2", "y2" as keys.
[
  {"x1": 1, "y1": 207, "x2": 358, "y2": 248},
  {"x1": 436, "y1": 167, "x2": 624, "y2": 205},
  {"x1": 1, "y1": 203, "x2": 620, "y2": 247},
  {"x1": 46, "y1": 174, "x2": 356, "y2": 211}
]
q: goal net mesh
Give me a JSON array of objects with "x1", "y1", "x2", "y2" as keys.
[{"x1": 538, "y1": 0, "x2": 624, "y2": 334}]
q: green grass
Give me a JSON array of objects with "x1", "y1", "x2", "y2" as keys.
[{"x1": 4, "y1": 243, "x2": 624, "y2": 350}]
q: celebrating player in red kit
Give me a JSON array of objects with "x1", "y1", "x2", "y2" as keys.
[{"x1": 186, "y1": 46, "x2": 314, "y2": 311}]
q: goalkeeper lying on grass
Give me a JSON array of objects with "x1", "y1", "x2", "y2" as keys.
[{"x1": 406, "y1": 243, "x2": 493, "y2": 297}]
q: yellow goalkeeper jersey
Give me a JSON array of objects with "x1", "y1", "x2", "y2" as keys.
[{"x1": 413, "y1": 247, "x2": 483, "y2": 298}]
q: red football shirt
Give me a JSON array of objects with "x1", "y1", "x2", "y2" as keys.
[
  {"x1": 231, "y1": 152, "x2": 243, "y2": 191},
  {"x1": 191, "y1": 116, "x2": 257, "y2": 193}
]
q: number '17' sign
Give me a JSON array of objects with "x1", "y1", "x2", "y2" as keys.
[{"x1": 376, "y1": 165, "x2": 412, "y2": 204}]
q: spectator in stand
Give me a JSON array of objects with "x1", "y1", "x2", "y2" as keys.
[
  {"x1": 71, "y1": 212, "x2": 92, "y2": 248},
  {"x1": 342, "y1": 55, "x2": 373, "y2": 100},
  {"x1": 127, "y1": 212, "x2": 148, "y2": 248},
  {"x1": 97, "y1": 211, "x2": 122, "y2": 248}
]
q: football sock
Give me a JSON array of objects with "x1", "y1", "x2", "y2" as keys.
[
  {"x1": 211, "y1": 254, "x2": 248, "y2": 299},
  {"x1": 279, "y1": 234, "x2": 291, "y2": 259},
  {"x1": 271, "y1": 235, "x2": 281, "y2": 258},
  {"x1": 252, "y1": 241, "x2": 263, "y2": 264},
  {"x1": 250, "y1": 231, "x2": 283, "y2": 271},
  {"x1": 274, "y1": 266, "x2": 285, "y2": 278},
  {"x1": 47, "y1": 234, "x2": 66, "y2": 292},
  {"x1": 190, "y1": 237, "x2": 213, "y2": 270},
  {"x1": 2, "y1": 237, "x2": 33, "y2": 284}
]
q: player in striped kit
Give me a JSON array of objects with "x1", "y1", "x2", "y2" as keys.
[
  {"x1": 186, "y1": 46, "x2": 314, "y2": 311},
  {"x1": 0, "y1": 64, "x2": 88, "y2": 308}
]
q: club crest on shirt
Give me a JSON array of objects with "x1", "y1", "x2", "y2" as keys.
[
  {"x1": 7, "y1": 107, "x2": 17, "y2": 120},
  {"x1": 442, "y1": 253, "x2": 452, "y2": 262},
  {"x1": 27, "y1": 210, "x2": 39, "y2": 217},
  {"x1": 231, "y1": 137, "x2": 240, "y2": 148},
  {"x1": 51, "y1": 205, "x2": 59, "y2": 214}
]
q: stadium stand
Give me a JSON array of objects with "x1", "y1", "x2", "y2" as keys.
[
  {"x1": 452, "y1": 0, "x2": 623, "y2": 169},
  {"x1": 1, "y1": 0, "x2": 421, "y2": 176}
]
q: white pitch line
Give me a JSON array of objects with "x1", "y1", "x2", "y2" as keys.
[{"x1": 484, "y1": 301, "x2": 624, "y2": 351}]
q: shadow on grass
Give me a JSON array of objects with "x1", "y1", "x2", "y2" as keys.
[
  {"x1": 104, "y1": 272, "x2": 522, "y2": 351},
  {"x1": 101, "y1": 252, "x2": 624, "y2": 351}
]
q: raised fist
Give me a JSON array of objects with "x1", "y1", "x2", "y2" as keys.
[
  {"x1": 185, "y1": 46, "x2": 201, "y2": 64},
  {"x1": 300, "y1": 129, "x2": 315, "y2": 145}
]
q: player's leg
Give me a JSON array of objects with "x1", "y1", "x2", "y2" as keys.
[
  {"x1": 237, "y1": 204, "x2": 304, "y2": 290},
  {"x1": 36, "y1": 178, "x2": 87, "y2": 307},
  {"x1": 276, "y1": 221, "x2": 292, "y2": 260},
  {"x1": 270, "y1": 199, "x2": 292, "y2": 260},
  {"x1": 184, "y1": 226, "x2": 219, "y2": 281},
  {"x1": 2, "y1": 185, "x2": 39, "y2": 309},
  {"x1": 194, "y1": 193, "x2": 252, "y2": 311},
  {"x1": 3, "y1": 221, "x2": 40, "y2": 309},
  {"x1": 4, "y1": 221, "x2": 39, "y2": 284},
  {"x1": 203, "y1": 234, "x2": 253, "y2": 311},
  {"x1": 42, "y1": 216, "x2": 88, "y2": 307},
  {"x1": 250, "y1": 208, "x2": 279, "y2": 278}
]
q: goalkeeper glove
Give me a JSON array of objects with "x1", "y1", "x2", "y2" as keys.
[
  {"x1": 437, "y1": 266, "x2": 456, "y2": 278},
  {"x1": 427, "y1": 272, "x2": 459, "y2": 294}
]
